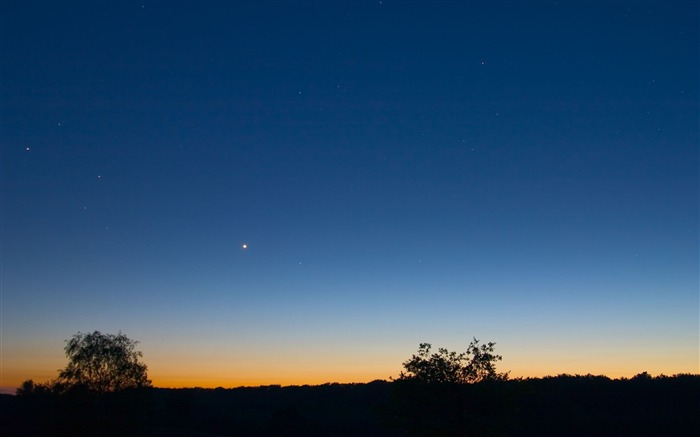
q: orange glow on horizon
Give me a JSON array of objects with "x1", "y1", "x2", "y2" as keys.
[
  {"x1": 3, "y1": 340, "x2": 697, "y2": 393},
  {"x1": 3, "y1": 362, "x2": 698, "y2": 394}
]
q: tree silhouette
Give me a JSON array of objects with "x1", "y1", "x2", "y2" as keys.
[
  {"x1": 462, "y1": 338, "x2": 509, "y2": 383},
  {"x1": 398, "y1": 338, "x2": 508, "y2": 383},
  {"x1": 57, "y1": 331, "x2": 151, "y2": 393}
]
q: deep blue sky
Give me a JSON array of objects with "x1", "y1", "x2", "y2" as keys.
[{"x1": 2, "y1": 1, "x2": 698, "y2": 389}]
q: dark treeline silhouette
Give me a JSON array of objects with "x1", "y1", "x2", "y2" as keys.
[
  {"x1": 5, "y1": 333, "x2": 699, "y2": 435},
  {"x1": 3, "y1": 374, "x2": 699, "y2": 436}
]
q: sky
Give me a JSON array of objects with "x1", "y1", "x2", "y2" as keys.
[{"x1": 1, "y1": 1, "x2": 698, "y2": 392}]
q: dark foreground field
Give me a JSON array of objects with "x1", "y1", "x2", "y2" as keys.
[{"x1": 2, "y1": 374, "x2": 698, "y2": 436}]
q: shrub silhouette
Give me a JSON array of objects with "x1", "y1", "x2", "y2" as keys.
[{"x1": 397, "y1": 337, "x2": 509, "y2": 383}]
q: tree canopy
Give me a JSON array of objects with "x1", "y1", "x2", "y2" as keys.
[
  {"x1": 57, "y1": 331, "x2": 151, "y2": 393},
  {"x1": 398, "y1": 338, "x2": 509, "y2": 383}
]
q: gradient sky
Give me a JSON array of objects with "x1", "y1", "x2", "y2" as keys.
[{"x1": 1, "y1": 1, "x2": 698, "y2": 392}]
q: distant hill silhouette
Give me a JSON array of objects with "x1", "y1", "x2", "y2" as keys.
[{"x1": 2, "y1": 375, "x2": 699, "y2": 436}]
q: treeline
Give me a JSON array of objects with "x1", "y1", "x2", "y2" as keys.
[
  {"x1": 7, "y1": 333, "x2": 698, "y2": 435},
  {"x1": 2, "y1": 374, "x2": 699, "y2": 436}
]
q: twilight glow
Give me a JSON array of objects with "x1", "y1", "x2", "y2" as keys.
[{"x1": 1, "y1": 1, "x2": 698, "y2": 394}]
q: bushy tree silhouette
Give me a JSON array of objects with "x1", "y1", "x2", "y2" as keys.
[
  {"x1": 462, "y1": 338, "x2": 509, "y2": 383},
  {"x1": 398, "y1": 338, "x2": 508, "y2": 383},
  {"x1": 57, "y1": 330, "x2": 151, "y2": 393}
]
